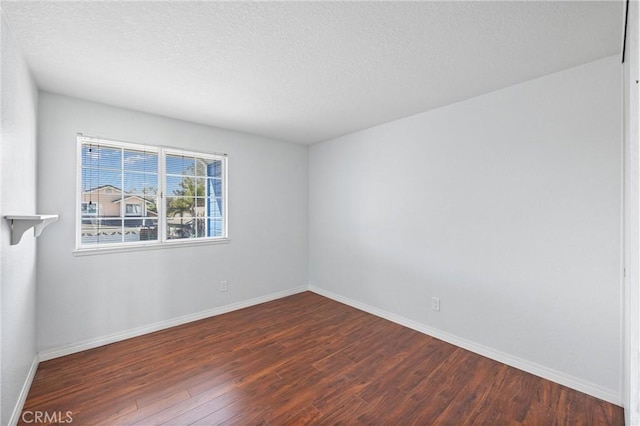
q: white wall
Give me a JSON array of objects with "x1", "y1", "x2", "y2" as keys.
[
  {"x1": 0, "y1": 11, "x2": 39, "y2": 426},
  {"x1": 623, "y1": 0, "x2": 640, "y2": 423},
  {"x1": 36, "y1": 93, "x2": 308, "y2": 354},
  {"x1": 309, "y1": 56, "x2": 622, "y2": 402}
]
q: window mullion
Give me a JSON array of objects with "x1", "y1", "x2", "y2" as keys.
[
  {"x1": 159, "y1": 148, "x2": 167, "y2": 243},
  {"x1": 224, "y1": 157, "x2": 228, "y2": 238},
  {"x1": 120, "y1": 147, "x2": 125, "y2": 243},
  {"x1": 76, "y1": 139, "x2": 83, "y2": 249}
]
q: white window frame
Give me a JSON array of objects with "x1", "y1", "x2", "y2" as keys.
[{"x1": 75, "y1": 135, "x2": 229, "y2": 254}]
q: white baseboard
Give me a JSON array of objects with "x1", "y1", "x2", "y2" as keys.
[
  {"x1": 38, "y1": 286, "x2": 307, "y2": 362},
  {"x1": 8, "y1": 355, "x2": 39, "y2": 426},
  {"x1": 308, "y1": 285, "x2": 621, "y2": 406},
  {"x1": 35, "y1": 283, "x2": 621, "y2": 406}
]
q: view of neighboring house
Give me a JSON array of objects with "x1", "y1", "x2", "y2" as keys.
[
  {"x1": 81, "y1": 184, "x2": 156, "y2": 222},
  {"x1": 81, "y1": 183, "x2": 222, "y2": 243},
  {"x1": 81, "y1": 184, "x2": 158, "y2": 243}
]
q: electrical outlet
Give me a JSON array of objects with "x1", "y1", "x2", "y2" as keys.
[
  {"x1": 220, "y1": 281, "x2": 228, "y2": 292},
  {"x1": 431, "y1": 297, "x2": 440, "y2": 311}
]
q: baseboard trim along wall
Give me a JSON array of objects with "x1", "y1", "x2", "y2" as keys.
[
  {"x1": 308, "y1": 285, "x2": 621, "y2": 406},
  {"x1": 35, "y1": 284, "x2": 620, "y2": 407},
  {"x1": 8, "y1": 355, "x2": 39, "y2": 426},
  {"x1": 38, "y1": 286, "x2": 307, "y2": 362}
]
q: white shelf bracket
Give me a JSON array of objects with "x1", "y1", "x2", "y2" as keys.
[{"x1": 5, "y1": 215, "x2": 59, "y2": 245}]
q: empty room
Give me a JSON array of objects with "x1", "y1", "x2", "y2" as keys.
[{"x1": 1, "y1": 1, "x2": 639, "y2": 425}]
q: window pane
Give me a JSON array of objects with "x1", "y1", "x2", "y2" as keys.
[
  {"x1": 207, "y1": 178, "x2": 222, "y2": 198},
  {"x1": 167, "y1": 216, "x2": 195, "y2": 239},
  {"x1": 82, "y1": 145, "x2": 121, "y2": 170},
  {"x1": 123, "y1": 218, "x2": 158, "y2": 242},
  {"x1": 81, "y1": 177, "x2": 123, "y2": 218},
  {"x1": 81, "y1": 218, "x2": 123, "y2": 245},
  {"x1": 139, "y1": 219, "x2": 159, "y2": 241},
  {"x1": 166, "y1": 155, "x2": 195, "y2": 176},
  {"x1": 144, "y1": 196, "x2": 159, "y2": 216},
  {"x1": 207, "y1": 218, "x2": 223, "y2": 237},
  {"x1": 208, "y1": 160, "x2": 223, "y2": 178},
  {"x1": 195, "y1": 158, "x2": 207, "y2": 176},
  {"x1": 82, "y1": 169, "x2": 122, "y2": 193},
  {"x1": 124, "y1": 173, "x2": 158, "y2": 195},
  {"x1": 123, "y1": 150, "x2": 158, "y2": 172},
  {"x1": 195, "y1": 178, "x2": 206, "y2": 196},
  {"x1": 166, "y1": 176, "x2": 195, "y2": 196},
  {"x1": 194, "y1": 217, "x2": 206, "y2": 238},
  {"x1": 205, "y1": 197, "x2": 223, "y2": 218},
  {"x1": 166, "y1": 196, "x2": 195, "y2": 220},
  {"x1": 195, "y1": 158, "x2": 222, "y2": 177},
  {"x1": 81, "y1": 222, "x2": 101, "y2": 245}
]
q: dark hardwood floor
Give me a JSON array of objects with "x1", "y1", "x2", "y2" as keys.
[{"x1": 20, "y1": 292, "x2": 623, "y2": 425}]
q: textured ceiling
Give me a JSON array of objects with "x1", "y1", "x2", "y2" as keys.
[{"x1": 0, "y1": 1, "x2": 623, "y2": 144}]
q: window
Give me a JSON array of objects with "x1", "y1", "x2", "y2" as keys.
[
  {"x1": 125, "y1": 203, "x2": 142, "y2": 216},
  {"x1": 81, "y1": 202, "x2": 99, "y2": 216},
  {"x1": 77, "y1": 135, "x2": 227, "y2": 250}
]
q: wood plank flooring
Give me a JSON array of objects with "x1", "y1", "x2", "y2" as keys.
[{"x1": 20, "y1": 292, "x2": 623, "y2": 425}]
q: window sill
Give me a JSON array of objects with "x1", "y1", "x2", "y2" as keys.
[{"x1": 73, "y1": 238, "x2": 230, "y2": 256}]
